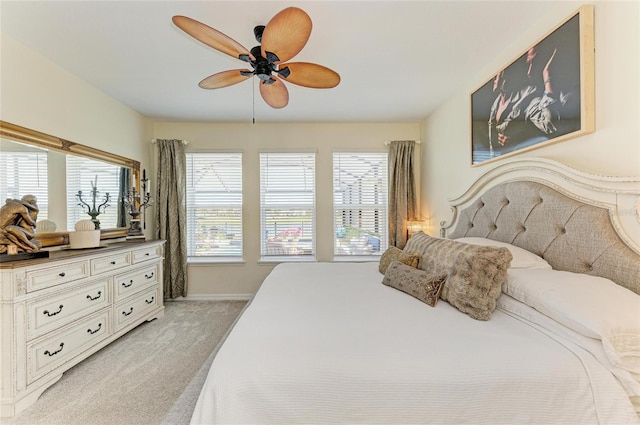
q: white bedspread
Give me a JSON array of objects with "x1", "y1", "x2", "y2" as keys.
[{"x1": 191, "y1": 262, "x2": 639, "y2": 424}]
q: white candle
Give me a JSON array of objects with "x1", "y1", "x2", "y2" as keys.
[{"x1": 147, "y1": 180, "x2": 151, "y2": 195}]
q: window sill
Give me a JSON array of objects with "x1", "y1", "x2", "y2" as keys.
[
  {"x1": 333, "y1": 255, "x2": 381, "y2": 262},
  {"x1": 258, "y1": 256, "x2": 317, "y2": 265},
  {"x1": 187, "y1": 257, "x2": 245, "y2": 266}
]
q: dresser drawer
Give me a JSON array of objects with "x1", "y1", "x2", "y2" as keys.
[
  {"x1": 27, "y1": 279, "x2": 110, "y2": 340},
  {"x1": 114, "y1": 287, "x2": 160, "y2": 332},
  {"x1": 27, "y1": 311, "x2": 109, "y2": 384},
  {"x1": 131, "y1": 245, "x2": 162, "y2": 264},
  {"x1": 113, "y1": 264, "x2": 158, "y2": 301},
  {"x1": 26, "y1": 260, "x2": 91, "y2": 292},
  {"x1": 90, "y1": 251, "x2": 131, "y2": 275}
]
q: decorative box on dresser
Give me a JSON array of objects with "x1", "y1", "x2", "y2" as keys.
[{"x1": 0, "y1": 240, "x2": 165, "y2": 418}]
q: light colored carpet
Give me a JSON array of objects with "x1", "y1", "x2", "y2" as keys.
[{"x1": 2, "y1": 300, "x2": 247, "y2": 425}]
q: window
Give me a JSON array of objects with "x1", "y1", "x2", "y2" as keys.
[
  {"x1": 186, "y1": 153, "x2": 243, "y2": 258},
  {"x1": 260, "y1": 152, "x2": 315, "y2": 258},
  {"x1": 66, "y1": 156, "x2": 121, "y2": 230},
  {"x1": 333, "y1": 152, "x2": 388, "y2": 256},
  {"x1": 0, "y1": 150, "x2": 48, "y2": 221}
]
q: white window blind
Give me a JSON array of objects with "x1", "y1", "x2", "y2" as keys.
[
  {"x1": 186, "y1": 153, "x2": 243, "y2": 258},
  {"x1": 260, "y1": 152, "x2": 315, "y2": 258},
  {"x1": 66, "y1": 156, "x2": 121, "y2": 230},
  {"x1": 0, "y1": 151, "x2": 48, "y2": 220},
  {"x1": 333, "y1": 152, "x2": 388, "y2": 256}
]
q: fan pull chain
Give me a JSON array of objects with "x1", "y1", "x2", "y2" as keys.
[{"x1": 252, "y1": 82, "x2": 256, "y2": 124}]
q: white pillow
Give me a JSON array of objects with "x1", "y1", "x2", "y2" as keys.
[
  {"x1": 505, "y1": 268, "x2": 640, "y2": 374},
  {"x1": 454, "y1": 237, "x2": 552, "y2": 269}
]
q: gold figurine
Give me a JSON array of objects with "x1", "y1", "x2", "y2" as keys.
[{"x1": 0, "y1": 195, "x2": 42, "y2": 254}]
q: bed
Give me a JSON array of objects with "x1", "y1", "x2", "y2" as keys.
[{"x1": 191, "y1": 158, "x2": 640, "y2": 424}]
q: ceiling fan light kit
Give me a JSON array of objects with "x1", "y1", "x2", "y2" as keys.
[{"x1": 172, "y1": 7, "x2": 340, "y2": 109}]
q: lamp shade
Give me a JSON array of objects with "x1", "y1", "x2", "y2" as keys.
[{"x1": 406, "y1": 220, "x2": 427, "y2": 238}]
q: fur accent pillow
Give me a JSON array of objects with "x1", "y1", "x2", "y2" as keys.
[
  {"x1": 379, "y1": 246, "x2": 419, "y2": 274},
  {"x1": 382, "y1": 260, "x2": 446, "y2": 307},
  {"x1": 403, "y1": 232, "x2": 513, "y2": 320}
]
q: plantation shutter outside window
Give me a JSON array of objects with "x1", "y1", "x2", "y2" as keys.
[
  {"x1": 260, "y1": 152, "x2": 315, "y2": 258},
  {"x1": 66, "y1": 156, "x2": 121, "y2": 230},
  {"x1": 333, "y1": 152, "x2": 389, "y2": 257},
  {"x1": 186, "y1": 152, "x2": 243, "y2": 258},
  {"x1": 0, "y1": 151, "x2": 48, "y2": 221}
]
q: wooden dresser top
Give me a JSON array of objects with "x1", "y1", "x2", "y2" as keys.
[{"x1": 0, "y1": 240, "x2": 164, "y2": 269}]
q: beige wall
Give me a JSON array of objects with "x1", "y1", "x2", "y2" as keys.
[
  {"x1": 152, "y1": 122, "x2": 421, "y2": 298},
  {"x1": 1, "y1": 35, "x2": 151, "y2": 160},
  {"x1": 420, "y1": 1, "x2": 640, "y2": 236}
]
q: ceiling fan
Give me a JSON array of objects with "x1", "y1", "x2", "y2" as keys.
[{"x1": 172, "y1": 7, "x2": 340, "y2": 109}]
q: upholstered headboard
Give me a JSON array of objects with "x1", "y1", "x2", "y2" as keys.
[{"x1": 440, "y1": 158, "x2": 640, "y2": 295}]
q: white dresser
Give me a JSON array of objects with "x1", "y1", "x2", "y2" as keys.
[{"x1": 0, "y1": 240, "x2": 165, "y2": 418}]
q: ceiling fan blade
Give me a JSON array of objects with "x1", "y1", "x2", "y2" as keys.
[
  {"x1": 172, "y1": 15, "x2": 253, "y2": 61},
  {"x1": 261, "y1": 7, "x2": 312, "y2": 63},
  {"x1": 259, "y1": 77, "x2": 289, "y2": 109},
  {"x1": 279, "y1": 62, "x2": 340, "y2": 88},
  {"x1": 199, "y1": 70, "x2": 253, "y2": 89}
]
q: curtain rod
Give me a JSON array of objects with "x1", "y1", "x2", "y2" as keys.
[
  {"x1": 384, "y1": 140, "x2": 421, "y2": 146},
  {"x1": 150, "y1": 139, "x2": 189, "y2": 145}
]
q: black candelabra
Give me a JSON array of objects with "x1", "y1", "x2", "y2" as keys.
[
  {"x1": 123, "y1": 169, "x2": 152, "y2": 238},
  {"x1": 76, "y1": 176, "x2": 110, "y2": 229}
]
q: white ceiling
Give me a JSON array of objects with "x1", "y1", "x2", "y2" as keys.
[{"x1": 1, "y1": 1, "x2": 560, "y2": 123}]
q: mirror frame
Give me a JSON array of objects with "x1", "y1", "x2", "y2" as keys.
[{"x1": 0, "y1": 120, "x2": 141, "y2": 247}]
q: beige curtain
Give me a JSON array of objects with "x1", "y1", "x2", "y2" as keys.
[
  {"x1": 155, "y1": 139, "x2": 188, "y2": 298},
  {"x1": 389, "y1": 140, "x2": 417, "y2": 249}
]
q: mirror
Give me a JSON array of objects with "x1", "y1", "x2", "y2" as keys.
[{"x1": 0, "y1": 120, "x2": 140, "y2": 247}]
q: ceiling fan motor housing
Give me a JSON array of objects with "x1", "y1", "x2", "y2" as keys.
[{"x1": 248, "y1": 46, "x2": 273, "y2": 81}]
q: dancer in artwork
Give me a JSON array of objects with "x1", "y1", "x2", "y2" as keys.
[{"x1": 488, "y1": 45, "x2": 570, "y2": 153}]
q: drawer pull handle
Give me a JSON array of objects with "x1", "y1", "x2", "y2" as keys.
[
  {"x1": 110, "y1": 261, "x2": 116, "y2": 265},
  {"x1": 145, "y1": 296, "x2": 155, "y2": 304},
  {"x1": 43, "y1": 305, "x2": 64, "y2": 317},
  {"x1": 44, "y1": 342, "x2": 64, "y2": 357},
  {"x1": 122, "y1": 307, "x2": 134, "y2": 317},
  {"x1": 86, "y1": 291, "x2": 102, "y2": 301},
  {"x1": 122, "y1": 280, "x2": 133, "y2": 288},
  {"x1": 145, "y1": 272, "x2": 154, "y2": 279},
  {"x1": 58, "y1": 272, "x2": 66, "y2": 277},
  {"x1": 87, "y1": 323, "x2": 102, "y2": 334}
]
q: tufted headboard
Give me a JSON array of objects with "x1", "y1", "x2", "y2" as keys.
[{"x1": 440, "y1": 158, "x2": 640, "y2": 295}]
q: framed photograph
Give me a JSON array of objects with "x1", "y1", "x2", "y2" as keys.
[{"x1": 471, "y1": 5, "x2": 594, "y2": 165}]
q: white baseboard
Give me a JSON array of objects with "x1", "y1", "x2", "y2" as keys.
[{"x1": 165, "y1": 294, "x2": 253, "y2": 302}]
